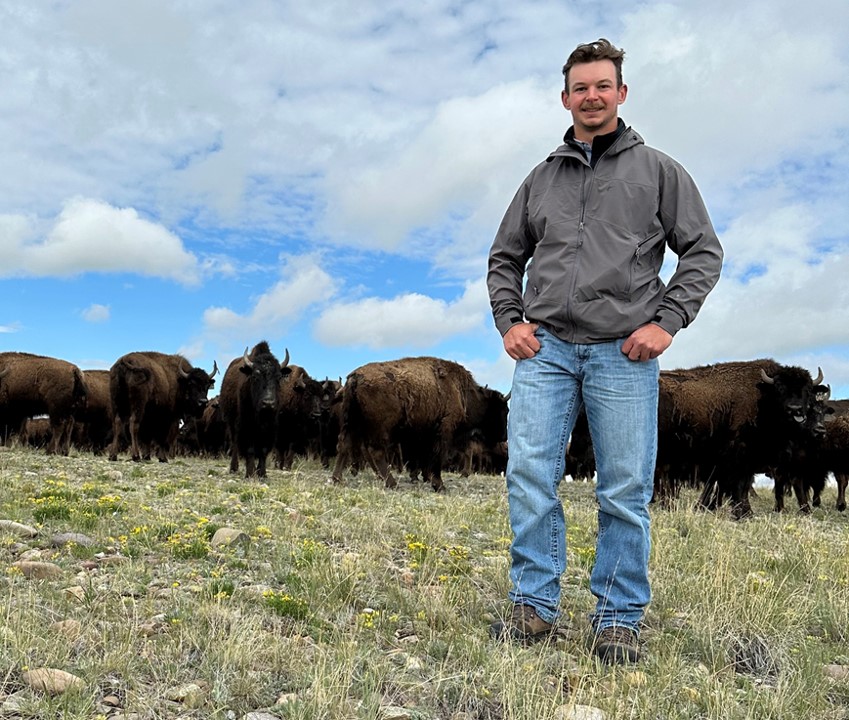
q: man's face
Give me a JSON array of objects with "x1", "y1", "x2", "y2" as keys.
[{"x1": 561, "y1": 59, "x2": 627, "y2": 140}]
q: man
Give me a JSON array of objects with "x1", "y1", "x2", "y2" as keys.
[{"x1": 486, "y1": 38, "x2": 722, "y2": 664}]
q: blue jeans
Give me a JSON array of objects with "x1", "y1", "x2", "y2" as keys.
[{"x1": 505, "y1": 327, "x2": 659, "y2": 632}]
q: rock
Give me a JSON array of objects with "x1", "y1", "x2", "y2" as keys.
[
  {"x1": 103, "y1": 694, "x2": 122, "y2": 707},
  {"x1": 552, "y1": 705, "x2": 606, "y2": 720},
  {"x1": 824, "y1": 664, "x2": 849, "y2": 681},
  {"x1": 165, "y1": 681, "x2": 208, "y2": 708},
  {"x1": 98, "y1": 554, "x2": 131, "y2": 566},
  {"x1": 379, "y1": 707, "x2": 415, "y2": 720},
  {"x1": 64, "y1": 585, "x2": 86, "y2": 602},
  {"x1": 50, "y1": 619, "x2": 82, "y2": 640},
  {"x1": 276, "y1": 692, "x2": 299, "y2": 705},
  {"x1": 22, "y1": 668, "x2": 84, "y2": 695},
  {"x1": 244, "y1": 713, "x2": 281, "y2": 720},
  {"x1": 211, "y1": 528, "x2": 251, "y2": 549},
  {"x1": 13, "y1": 561, "x2": 63, "y2": 579},
  {"x1": 50, "y1": 533, "x2": 96, "y2": 548},
  {"x1": 0, "y1": 520, "x2": 38, "y2": 538}
]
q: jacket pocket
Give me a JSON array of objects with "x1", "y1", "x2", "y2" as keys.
[{"x1": 628, "y1": 230, "x2": 665, "y2": 297}]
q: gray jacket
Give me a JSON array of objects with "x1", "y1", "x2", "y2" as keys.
[{"x1": 487, "y1": 125, "x2": 723, "y2": 343}]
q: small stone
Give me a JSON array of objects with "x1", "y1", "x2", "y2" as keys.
[
  {"x1": 22, "y1": 668, "x2": 84, "y2": 695},
  {"x1": 0, "y1": 520, "x2": 38, "y2": 538},
  {"x1": 50, "y1": 533, "x2": 96, "y2": 548},
  {"x1": 165, "y1": 681, "x2": 207, "y2": 708},
  {"x1": 244, "y1": 713, "x2": 281, "y2": 720},
  {"x1": 276, "y1": 692, "x2": 299, "y2": 705},
  {"x1": 14, "y1": 561, "x2": 63, "y2": 579},
  {"x1": 552, "y1": 704, "x2": 606, "y2": 720},
  {"x1": 824, "y1": 664, "x2": 849, "y2": 681},
  {"x1": 50, "y1": 619, "x2": 82, "y2": 640},
  {"x1": 379, "y1": 707, "x2": 414, "y2": 720},
  {"x1": 64, "y1": 585, "x2": 86, "y2": 602},
  {"x1": 98, "y1": 554, "x2": 131, "y2": 566},
  {"x1": 102, "y1": 694, "x2": 122, "y2": 707},
  {"x1": 211, "y1": 528, "x2": 251, "y2": 549}
]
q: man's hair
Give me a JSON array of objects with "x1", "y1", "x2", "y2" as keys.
[{"x1": 562, "y1": 38, "x2": 625, "y2": 92}]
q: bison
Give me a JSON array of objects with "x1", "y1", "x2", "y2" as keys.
[
  {"x1": 0, "y1": 351, "x2": 88, "y2": 455},
  {"x1": 824, "y1": 400, "x2": 849, "y2": 511},
  {"x1": 331, "y1": 356, "x2": 509, "y2": 491},
  {"x1": 275, "y1": 365, "x2": 323, "y2": 470},
  {"x1": 108, "y1": 352, "x2": 217, "y2": 462},
  {"x1": 656, "y1": 359, "x2": 827, "y2": 518},
  {"x1": 73, "y1": 369, "x2": 114, "y2": 454},
  {"x1": 219, "y1": 342, "x2": 289, "y2": 478}
]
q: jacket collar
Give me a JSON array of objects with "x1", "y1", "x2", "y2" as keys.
[{"x1": 546, "y1": 119, "x2": 643, "y2": 163}]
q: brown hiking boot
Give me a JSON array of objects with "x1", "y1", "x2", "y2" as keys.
[
  {"x1": 592, "y1": 626, "x2": 641, "y2": 664},
  {"x1": 490, "y1": 604, "x2": 555, "y2": 644}
]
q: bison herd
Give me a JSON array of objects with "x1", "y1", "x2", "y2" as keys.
[{"x1": 1, "y1": 348, "x2": 848, "y2": 519}]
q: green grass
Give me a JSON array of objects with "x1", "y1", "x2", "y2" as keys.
[{"x1": 1, "y1": 446, "x2": 848, "y2": 719}]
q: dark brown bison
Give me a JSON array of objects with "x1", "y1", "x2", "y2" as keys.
[
  {"x1": 824, "y1": 400, "x2": 849, "y2": 511},
  {"x1": 20, "y1": 417, "x2": 52, "y2": 448},
  {"x1": 656, "y1": 359, "x2": 827, "y2": 518},
  {"x1": 275, "y1": 365, "x2": 323, "y2": 469},
  {"x1": 331, "y1": 356, "x2": 509, "y2": 491},
  {"x1": 72, "y1": 369, "x2": 114, "y2": 454},
  {"x1": 219, "y1": 342, "x2": 289, "y2": 478},
  {"x1": 108, "y1": 352, "x2": 217, "y2": 462},
  {"x1": 0, "y1": 351, "x2": 88, "y2": 455}
]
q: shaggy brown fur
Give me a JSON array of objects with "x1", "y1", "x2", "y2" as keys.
[
  {"x1": 0, "y1": 351, "x2": 88, "y2": 455},
  {"x1": 108, "y1": 351, "x2": 216, "y2": 463},
  {"x1": 331, "y1": 356, "x2": 508, "y2": 491}
]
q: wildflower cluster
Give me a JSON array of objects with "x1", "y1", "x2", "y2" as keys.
[
  {"x1": 167, "y1": 517, "x2": 214, "y2": 559},
  {"x1": 263, "y1": 590, "x2": 310, "y2": 619},
  {"x1": 291, "y1": 537, "x2": 327, "y2": 568}
]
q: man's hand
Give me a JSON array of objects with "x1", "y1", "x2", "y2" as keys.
[
  {"x1": 503, "y1": 322, "x2": 541, "y2": 360},
  {"x1": 622, "y1": 323, "x2": 673, "y2": 362}
]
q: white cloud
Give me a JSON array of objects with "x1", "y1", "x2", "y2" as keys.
[
  {"x1": 81, "y1": 303, "x2": 110, "y2": 323},
  {"x1": 202, "y1": 254, "x2": 338, "y2": 342},
  {"x1": 0, "y1": 323, "x2": 22, "y2": 334},
  {"x1": 0, "y1": 198, "x2": 200, "y2": 285},
  {"x1": 314, "y1": 280, "x2": 488, "y2": 349}
]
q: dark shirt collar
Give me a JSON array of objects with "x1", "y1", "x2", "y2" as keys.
[{"x1": 564, "y1": 118, "x2": 626, "y2": 166}]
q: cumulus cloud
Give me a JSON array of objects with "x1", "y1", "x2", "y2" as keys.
[
  {"x1": 0, "y1": 323, "x2": 22, "y2": 334},
  {"x1": 314, "y1": 280, "x2": 489, "y2": 349},
  {"x1": 202, "y1": 254, "x2": 338, "y2": 343},
  {"x1": 0, "y1": 198, "x2": 200, "y2": 285},
  {"x1": 81, "y1": 303, "x2": 110, "y2": 323}
]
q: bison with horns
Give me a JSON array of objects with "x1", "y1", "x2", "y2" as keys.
[
  {"x1": 655, "y1": 359, "x2": 828, "y2": 518},
  {"x1": 219, "y1": 341, "x2": 290, "y2": 478},
  {"x1": 331, "y1": 356, "x2": 509, "y2": 491},
  {"x1": 108, "y1": 351, "x2": 217, "y2": 462},
  {"x1": 0, "y1": 351, "x2": 88, "y2": 455}
]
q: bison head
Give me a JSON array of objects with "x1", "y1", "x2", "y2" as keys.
[
  {"x1": 240, "y1": 344, "x2": 284, "y2": 415},
  {"x1": 758, "y1": 365, "x2": 825, "y2": 427}
]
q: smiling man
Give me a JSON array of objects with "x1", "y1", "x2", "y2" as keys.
[{"x1": 487, "y1": 39, "x2": 723, "y2": 663}]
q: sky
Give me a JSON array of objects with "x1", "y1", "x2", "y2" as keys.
[{"x1": 2, "y1": 0, "x2": 848, "y2": 399}]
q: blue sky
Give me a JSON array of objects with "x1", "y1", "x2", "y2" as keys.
[{"x1": 2, "y1": 0, "x2": 849, "y2": 398}]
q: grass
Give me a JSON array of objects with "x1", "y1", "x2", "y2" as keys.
[{"x1": 1, "y1": 445, "x2": 848, "y2": 719}]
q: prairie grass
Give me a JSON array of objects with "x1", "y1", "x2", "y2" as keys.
[{"x1": 1, "y1": 445, "x2": 848, "y2": 719}]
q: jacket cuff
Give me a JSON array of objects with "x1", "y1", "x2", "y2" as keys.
[
  {"x1": 652, "y1": 309, "x2": 684, "y2": 337},
  {"x1": 495, "y1": 313, "x2": 524, "y2": 337}
]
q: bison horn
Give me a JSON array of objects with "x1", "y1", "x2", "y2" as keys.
[
  {"x1": 209, "y1": 360, "x2": 219, "y2": 378},
  {"x1": 813, "y1": 366, "x2": 824, "y2": 386},
  {"x1": 281, "y1": 348, "x2": 290, "y2": 369},
  {"x1": 179, "y1": 360, "x2": 191, "y2": 378},
  {"x1": 242, "y1": 347, "x2": 254, "y2": 369},
  {"x1": 759, "y1": 369, "x2": 775, "y2": 385},
  {"x1": 0, "y1": 366, "x2": 9, "y2": 380},
  {"x1": 503, "y1": 391, "x2": 512, "y2": 402}
]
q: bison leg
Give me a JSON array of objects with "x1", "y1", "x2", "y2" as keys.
[
  {"x1": 791, "y1": 478, "x2": 811, "y2": 514},
  {"x1": 836, "y1": 473, "x2": 848, "y2": 512},
  {"x1": 228, "y1": 444, "x2": 240, "y2": 474},
  {"x1": 366, "y1": 445, "x2": 397, "y2": 489}
]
